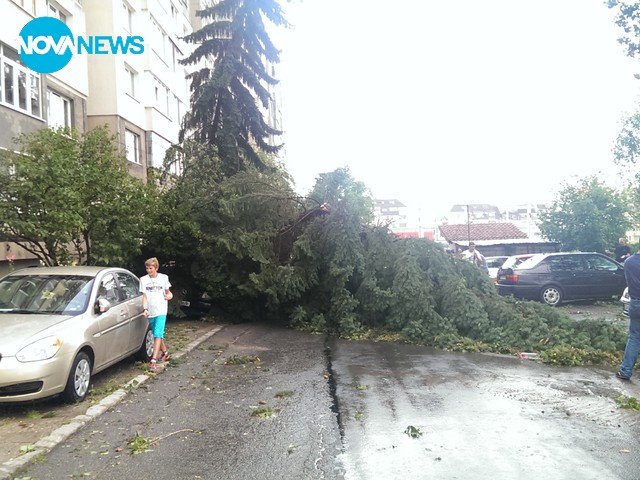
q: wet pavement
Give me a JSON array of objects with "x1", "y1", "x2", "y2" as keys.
[
  {"x1": 331, "y1": 339, "x2": 640, "y2": 479},
  {"x1": 5, "y1": 323, "x2": 640, "y2": 479}
]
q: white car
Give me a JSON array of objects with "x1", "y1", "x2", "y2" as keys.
[
  {"x1": 621, "y1": 287, "x2": 629, "y2": 317},
  {"x1": 485, "y1": 256, "x2": 509, "y2": 282}
]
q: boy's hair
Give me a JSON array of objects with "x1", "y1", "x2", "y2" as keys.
[{"x1": 145, "y1": 257, "x2": 160, "y2": 268}]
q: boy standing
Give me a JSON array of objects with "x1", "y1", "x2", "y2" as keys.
[{"x1": 140, "y1": 257, "x2": 173, "y2": 373}]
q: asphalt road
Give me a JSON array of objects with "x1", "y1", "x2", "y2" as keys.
[{"x1": 6, "y1": 322, "x2": 640, "y2": 480}]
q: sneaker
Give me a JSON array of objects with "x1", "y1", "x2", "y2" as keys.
[
  {"x1": 616, "y1": 371, "x2": 630, "y2": 380},
  {"x1": 149, "y1": 359, "x2": 157, "y2": 373},
  {"x1": 159, "y1": 351, "x2": 171, "y2": 363}
]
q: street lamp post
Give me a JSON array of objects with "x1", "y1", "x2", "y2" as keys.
[{"x1": 467, "y1": 204, "x2": 471, "y2": 244}]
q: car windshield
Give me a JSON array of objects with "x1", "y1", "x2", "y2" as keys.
[{"x1": 0, "y1": 274, "x2": 94, "y2": 315}]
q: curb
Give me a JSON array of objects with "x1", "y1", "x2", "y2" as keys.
[{"x1": 0, "y1": 324, "x2": 224, "y2": 480}]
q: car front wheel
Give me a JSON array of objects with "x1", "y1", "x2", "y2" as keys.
[
  {"x1": 62, "y1": 351, "x2": 91, "y2": 403},
  {"x1": 541, "y1": 285, "x2": 563, "y2": 306}
]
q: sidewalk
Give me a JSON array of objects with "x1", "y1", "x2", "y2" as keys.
[{"x1": 0, "y1": 320, "x2": 222, "y2": 479}]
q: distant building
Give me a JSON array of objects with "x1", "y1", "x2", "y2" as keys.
[
  {"x1": 373, "y1": 199, "x2": 408, "y2": 227},
  {"x1": 373, "y1": 199, "x2": 434, "y2": 240},
  {"x1": 438, "y1": 222, "x2": 558, "y2": 257},
  {"x1": 447, "y1": 204, "x2": 502, "y2": 224}
]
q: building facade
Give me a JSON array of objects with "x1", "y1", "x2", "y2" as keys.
[
  {"x1": 0, "y1": 0, "x2": 194, "y2": 271},
  {"x1": 84, "y1": 0, "x2": 191, "y2": 181}
]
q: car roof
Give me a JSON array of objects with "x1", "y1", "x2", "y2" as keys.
[
  {"x1": 516, "y1": 251, "x2": 619, "y2": 268},
  {"x1": 5, "y1": 266, "x2": 127, "y2": 277},
  {"x1": 533, "y1": 252, "x2": 611, "y2": 259}
]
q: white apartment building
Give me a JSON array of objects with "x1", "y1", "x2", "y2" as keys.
[
  {"x1": 1, "y1": 0, "x2": 192, "y2": 179},
  {"x1": 84, "y1": 0, "x2": 191, "y2": 181},
  {"x1": 0, "y1": 0, "x2": 193, "y2": 270},
  {"x1": 1, "y1": 0, "x2": 89, "y2": 149}
]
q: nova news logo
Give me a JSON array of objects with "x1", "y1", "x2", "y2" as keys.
[{"x1": 18, "y1": 17, "x2": 144, "y2": 74}]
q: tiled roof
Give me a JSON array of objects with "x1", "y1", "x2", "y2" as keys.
[{"x1": 438, "y1": 223, "x2": 528, "y2": 242}]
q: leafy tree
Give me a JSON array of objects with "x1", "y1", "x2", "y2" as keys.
[
  {"x1": 180, "y1": 0, "x2": 287, "y2": 174},
  {"x1": 607, "y1": 1, "x2": 640, "y2": 62},
  {"x1": 607, "y1": 2, "x2": 640, "y2": 227},
  {"x1": 0, "y1": 126, "x2": 153, "y2": 266},
  {"x1": 613, "y1": 111, "x2": 640, "y2": 166},
  {"x1": 537, "y1": 176, "x2": 631, "y2": 252}
]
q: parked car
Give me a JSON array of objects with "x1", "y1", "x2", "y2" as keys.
[
  {"x1": 485, "y1": 256, "x2": 509, "y2": 282},
  {"x1": 178, "y1": 291, "x2": 213, "y2": 318},
  {"x1": 621, "y1": 287, "x2": 630, "y2": 317},
  {"x1": 0, "y1": 266, "x2": 153, "y2": 403},
  {"x1": 496, "y1": 252, "x2": 626, "y2": 306}
]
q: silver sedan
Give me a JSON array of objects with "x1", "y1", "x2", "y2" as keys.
[{"x1": 0, "y1": 266, "x2": 153, "y2": 403}]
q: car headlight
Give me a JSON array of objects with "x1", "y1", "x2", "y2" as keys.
[{"x1": 16, "y1": 337, "x2": 63, "y2": 362}]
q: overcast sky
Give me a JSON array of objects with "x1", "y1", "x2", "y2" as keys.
[{"x1": 274, "y1": 0, "x2": 640, "y2": 222}]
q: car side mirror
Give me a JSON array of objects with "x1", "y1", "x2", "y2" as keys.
[{"x1": 95, "y1": 298, "x2": 111, "y2": 314}]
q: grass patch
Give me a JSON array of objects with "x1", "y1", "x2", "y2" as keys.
[
  {"x1": 615, "y1": 395, "x2": 640, "y2": 410},
  {"x1": 275, "y1": 390, "x2": 294, "y2": 398},
  {"x1": 251, "y1": 406, "x2": 280, "y2": 418},
  {"x1": 89, "y1": 380, "x2": 121, "y2": 398},
  {"x1": 225, "y1": 355, "x2": 260, "y2": 365},
  {"x1": 356, "y1": 384, "x2": 368, "y2": 391},
  {"x1": 199, "y1": 343, "x2": 224, "y2": 352},
  {"x1": 404, "y1": 425, "x2": 422, "y2": 438},
  {"x1": 19, "y1": 444, "x2": 36, "y2": 455},
  {"x1": 127, "y1": 432, "x2": 152, "y2": 454}
]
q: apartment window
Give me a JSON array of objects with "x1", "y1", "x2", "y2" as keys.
[
  {"x1": 151, "y1": 18, "x2": 167, "y2": 61},
  {"x1": 1, "y1": 43, "x2": 41, "y2": 117},
  {"x1": 12, "y1": 0, "x2": 36, "y2": 15},
  {"x1": 48, "y1": 2, "x2": 68, "y2": 23},
  {"x1": 171, "y1": 3, "x2": 178, "y2": 26},
  {"x1": 125, "y1": 130, "x2": 140, "y2": 164},
  {"x1": 153, "y1": 77, "x2": 169, "y2": 116},
  {"x1": 122, "y1": 2, "x2": 133, "y2": 32},
  {"x1": 124, "y1": 64, "x2": 136, "y2": 97},
  {"x1": 30, "y1": 75, "x2": 40, "y2": 117},
  {"x1": 47, "y1": 90, "x2": 72, "y2": 129}
]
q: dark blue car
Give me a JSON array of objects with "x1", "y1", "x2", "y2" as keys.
[{"x1": 496, "y1": 252, "x2": 626, "y2": 307}]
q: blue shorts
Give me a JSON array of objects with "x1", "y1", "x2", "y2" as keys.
[{"x1": 149, "y1": 315, "x2": 167, "y2": 339}]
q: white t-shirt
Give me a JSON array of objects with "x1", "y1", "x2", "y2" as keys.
[
  {"x1": 463, "y1": 249, "x2": 489, "y2": 272},
  {"x1": 139, "y1": 273, "x2": 171, "y2": 317}
]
